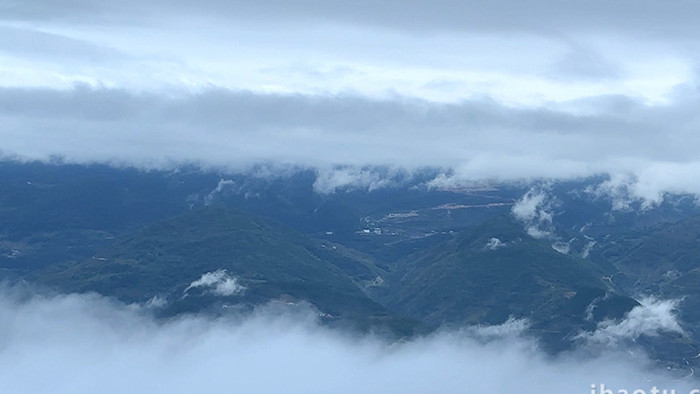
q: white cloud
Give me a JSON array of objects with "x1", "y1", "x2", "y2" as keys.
[
  {"x1": 312, "y1": 167, "x2": 403, "y2": 194},
  {"x1": 485, "y1": 237, "x2": 506, "y2": 250},
  {"x1": 582, "y1": 240, "x2": 596, "y2": 259},
  {"x1": 464, "y1": 317, "x2": 529, "y2": 338},
  {"x1": 551, "y1": 240, "x2": 572, "y2": 255},
  {"x1": 577, "y1": 298, "x2": 685, "y2": 346},
  {"x1": 0, "y1": 290, "x2": 697, "y2": 394},
  {"x1": 204, "y1": 179, "x2": 236, "y2": 206},
  {"x1": 511, "y1": 188, "x2": 557, "y2": 239},
  {"x1": 184, "y1": 270, "x2": 245, "y2": 297},
  {"x1": 143, "y1": 295, "x2": 167, "y2": 309}
]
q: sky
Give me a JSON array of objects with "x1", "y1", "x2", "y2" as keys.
[
  {"x1": 0, "y1": 289, "x2": 695, "y2": 394},
  {"x1": 1, "y1": 0, "x2": 700, "y2": 203}
]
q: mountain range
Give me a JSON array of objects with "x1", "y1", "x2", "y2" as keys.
[{"x1": 3, "y1": 161, "x2": 700, "y2": 369}]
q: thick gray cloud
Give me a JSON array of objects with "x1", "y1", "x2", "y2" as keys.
[
  {"x1": 4, "y1": 0, "x2": 700, "y2": 37},
  {"x1": 2, "y1": 85, "x2": 700, "y2": 203},
  {"x1": 0, "y1": 289, "x2": 696, "y2": 394}
]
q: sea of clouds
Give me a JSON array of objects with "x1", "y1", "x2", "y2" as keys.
[{"x1": 0, "y1": 288, "x2": 696, "y2": 394}]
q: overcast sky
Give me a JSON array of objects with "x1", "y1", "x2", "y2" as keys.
[
  {"x1": 1, "y1": 0, "x2": 700, "y2": 201},
  {"x1": 2, "y1": 4, "x2": 700, "y2": 390}
]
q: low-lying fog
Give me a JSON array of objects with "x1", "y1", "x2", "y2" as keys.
[{"x1": 0, "y1": 288, "x2": 696, "y2": 394}]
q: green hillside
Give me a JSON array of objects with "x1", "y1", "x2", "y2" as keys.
[
  {"x1": 32, "y1": 206, "x2": 417, "y2": 334},
  {"x1": 380, "y1": 215, "x2": 638, "y2": 350},
  {"x1": 603, "y1": 214, "x2": 700, "y2": 334}
]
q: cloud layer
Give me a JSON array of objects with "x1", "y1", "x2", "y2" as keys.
[
  {"x1": 3, "y1": 0, "x2": 695, "y2": 101},
  {"x1": 0, "y1": 290, "x2": 697, "y2": 394},
  {"x1": 2, "y1": 0, "x2": 700, "y2": 204},
  {"x1": 1, "y1": 86, "x2": 700, "y2": 201}
]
